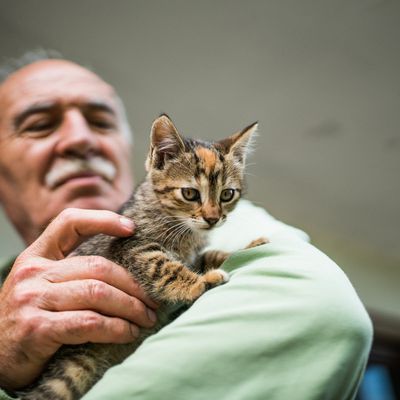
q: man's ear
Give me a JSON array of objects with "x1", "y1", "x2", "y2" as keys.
[
  {"x1": 217, "y1": 122, "x2": 258, "y2": 164},
  {"x1": 145, "y1": 114, "x2": 185, "y2": 171}
]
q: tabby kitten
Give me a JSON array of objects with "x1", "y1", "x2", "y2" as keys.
[{"x1": 17, "y1": 115, "x2": 262, "y2": 400}]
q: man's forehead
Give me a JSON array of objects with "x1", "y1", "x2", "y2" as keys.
[{"x1": 0, "y1": 60, "x2": 118, "y2": 114}]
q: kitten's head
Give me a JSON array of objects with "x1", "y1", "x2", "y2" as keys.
[{"x1": 145, "y1": 114, "x2": 257, "y2": 231}]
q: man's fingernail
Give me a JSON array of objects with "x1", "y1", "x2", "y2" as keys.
[
  {"x1": 147, "y1": 308, "x2": 157, "y2": 323},
  {"x1": 129, "y1": 323, "x2": 139, "y2": 340},
  {"x1": 120, "y1": 217, "x2": 135, "y2": 230}
]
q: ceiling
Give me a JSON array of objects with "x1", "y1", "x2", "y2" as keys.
[{"x1": 0, "y1": 0, "x2": 399, "y2": 320}]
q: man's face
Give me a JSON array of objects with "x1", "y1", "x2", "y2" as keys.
[{"x1": 0, "y1": 60, "x2": 134, "y2": 244}]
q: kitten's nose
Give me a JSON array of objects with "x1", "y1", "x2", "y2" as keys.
[{"x1": 204, "y1": 217, "x2": 219, "y2": 227}]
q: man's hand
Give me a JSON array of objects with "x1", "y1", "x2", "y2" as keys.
[{"x1": 0, "y1": 208, "x2": 157, "y2": 391}]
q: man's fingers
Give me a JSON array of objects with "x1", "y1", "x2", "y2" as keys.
[
  {"x1": 43, "y1": 256, "x2": 158, "y2": 309},
  {"x1": 24, "y1": 208, "x2": 134, "y2": 260},
  {"x1": 47, "y1": 310, "x2": 140, "y2": 345},
  {"x1": 39, "y1": 279, "x2": 157, "y2": 329}
]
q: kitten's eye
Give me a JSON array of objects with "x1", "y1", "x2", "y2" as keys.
[
  {"x1": 220, "y1": 189, "x2": 235, "y2": 202},
  {"x1": 181, "y1": 188, "x2": 200, "y2": 201}
]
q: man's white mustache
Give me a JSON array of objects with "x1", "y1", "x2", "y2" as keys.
[{"x1": 45, "y1": 156, "x2": 117, "y2": 189}]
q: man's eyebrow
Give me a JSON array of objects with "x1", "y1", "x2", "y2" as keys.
[
  {"x1": 13, "y1": 102, "x2": 57, "y2": 129},
  {"x1": 83, "y1": 102, "x2": 116, "y2": 116},
  {"x1": 13, "y1": 101, "x2": 117, "y2": 129}
]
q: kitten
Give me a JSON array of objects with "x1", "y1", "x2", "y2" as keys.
[{"x1": 17, "y1": 115, "x2": 266, "y2": 400}]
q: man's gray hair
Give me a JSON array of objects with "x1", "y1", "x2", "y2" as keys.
[
  {"x1": 0, "y1": 48, "x2": 62, "y2": 84},
  {"x1": 0, "y1": 48, "x2": 133, "y2": 144}
]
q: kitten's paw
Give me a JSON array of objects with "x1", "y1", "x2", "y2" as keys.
[
  {"x1": 245, "y1": 237, "x2": 269, "y2": 249},
  {"x1": 188, "y1": 269, "x2": 229, "y2": 300},
  {"x1": 204, "y1": 268, "x2": 230, "y2": 286}
]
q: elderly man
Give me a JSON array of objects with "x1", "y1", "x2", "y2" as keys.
[{"x1": 0, "y1": 52, "x2": 372, "y2": 400}]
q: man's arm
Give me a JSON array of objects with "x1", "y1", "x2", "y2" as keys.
[
  {"x1": 0, "y1": 208, "x2": 157, "y2": 392},
  {"x1": 82, "y1": 203, "x2": 372, "y2": 400}
]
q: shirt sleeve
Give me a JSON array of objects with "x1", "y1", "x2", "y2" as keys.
[{"x1": 82, "y1": 206, "x2": 372, "y2": 400}]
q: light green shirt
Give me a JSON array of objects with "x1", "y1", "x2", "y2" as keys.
[{"x1": 0, "y1": 201, "x2": 372, "y2": 399}]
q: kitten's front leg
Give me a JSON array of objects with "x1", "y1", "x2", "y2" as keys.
[
  {"x1": 195, "y1": 237, "x2": 269, "y2": 273},
  {"x1": 195, "y1": 250, "x2": 231, "y2": 273},
  {"x1": 245, "y1": 237, "x2": 269, "y2": 249},
  {"x1": 126, "y1": 248, "x2": 228, "y2": 304}
]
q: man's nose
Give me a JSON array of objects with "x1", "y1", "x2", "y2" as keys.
[{"x1": 55, "y1": 109, "x2": 100, "y2": 157}]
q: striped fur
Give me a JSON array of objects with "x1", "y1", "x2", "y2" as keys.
[{"x1": 17, "y1": 115, "x2": 262, "y2": 400}]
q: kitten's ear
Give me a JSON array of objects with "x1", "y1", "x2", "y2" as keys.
[
  {"x1": 218, "y1": 122, "x2": 258, "y2": 164},
  {"x1": 146, "y1": 114, "x2": 186, "y2": 170}
]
